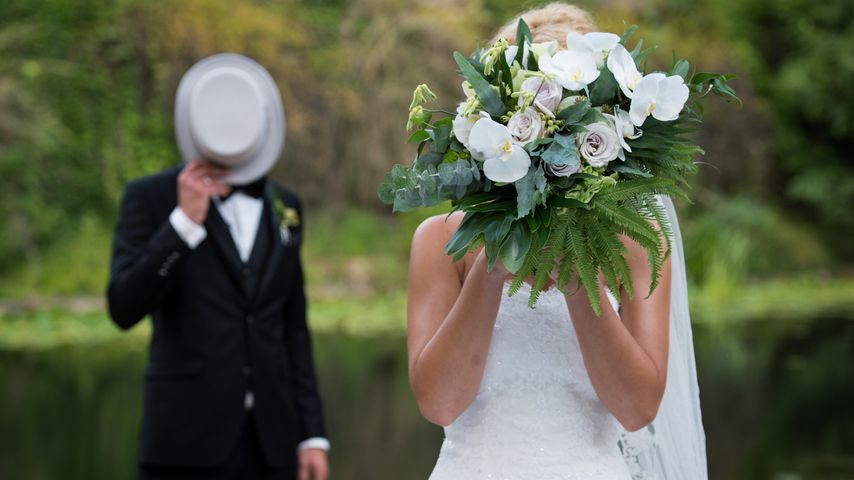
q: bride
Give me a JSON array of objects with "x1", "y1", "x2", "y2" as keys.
[{"x1": 405, "y1": 5, "x2": 707, "y2": 479}]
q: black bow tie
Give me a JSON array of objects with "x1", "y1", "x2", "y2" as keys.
[{"x1": 223, "y1": 178, "x2": 267, "y2": 200}]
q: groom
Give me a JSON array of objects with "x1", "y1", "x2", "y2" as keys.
[{"x1": 107, "y1": 54, "x2": 329, "y2": 479}]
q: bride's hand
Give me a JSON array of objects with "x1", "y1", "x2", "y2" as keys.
[
  {"x1": 548, "y1": 264, "x2": 576, "y2": 290},
  {"x1": 473, "y1": 249, "x2": 513, "y2": 284}
]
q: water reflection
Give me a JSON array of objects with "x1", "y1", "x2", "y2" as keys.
[{"x1": 0, "y1": 317, "x2": 851, "y2": 479}]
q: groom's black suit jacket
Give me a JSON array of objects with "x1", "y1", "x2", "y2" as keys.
[{"x1": 107, "y1": 166, "x2": 326, "y2": 468}]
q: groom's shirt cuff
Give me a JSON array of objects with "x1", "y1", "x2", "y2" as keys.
[
  {"x1": 169, "y1": 207, "x2": 207, "y2": 249},
  {"x1": 298, "y1": 437, "x2": 330, "y2": 452}
]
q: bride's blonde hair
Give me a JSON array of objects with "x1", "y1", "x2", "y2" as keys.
[{"x1": 491, "y1": 2, "x2": 597, "y2": 48}]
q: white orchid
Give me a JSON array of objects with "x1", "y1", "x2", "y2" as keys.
[
  {"x1": 452, "y1": 105, "x2": 488, "y2": 148},
  {"x1": 566, "y1": 31, "x2": 621, "y2": 68},
  {"x1": 539, "y1": 49, "x2": 600, "y2": 91},
  {"x1": 607, "y1": 44, "x2": 643, "y2": 99},
  {"x1": 505, "y1": 43, "x2": 530, "y2": 67},
  {"x1": 506, "y1": 40, "x2": 559, "y2": 68},
  {"x1": 604, "y1": 107, "x2": 642, "y2": 160},
  {"x1": 529, "y1": 40, "x2": 558, "y2": 61},
  {"x1": 629, "y1": 72, "x2": 690, "y2": 126},
  {"x1": 468, "y1": 117, "x2": 531, "y2": 183}
]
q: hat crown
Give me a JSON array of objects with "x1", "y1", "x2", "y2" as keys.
[
  {"x1": 188, "y1": 67, "x2": 267, "y2": 167},
  {"x1": 175, "y1": 53, "x2": 285, "y2": 185}
]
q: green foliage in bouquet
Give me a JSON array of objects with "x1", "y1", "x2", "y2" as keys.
[{"x1": 379, "y1": 20, "x2": 737, "y2": 314}]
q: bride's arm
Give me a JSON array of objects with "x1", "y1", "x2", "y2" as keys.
[
  {"x1": 406, "y1": 215, "x2": 507, "y2": 427},
  {"x1": 565, "y1": 233, "x2": 672, "y2": 432}
]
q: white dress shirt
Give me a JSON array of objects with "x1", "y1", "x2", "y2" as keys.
[{"x1": 169, "y1": 193, "x2": 330, "y2": 452}]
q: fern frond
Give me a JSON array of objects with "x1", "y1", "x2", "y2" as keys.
[
  {"x1": 641, "y1": 195, "x2": 673, "y2": 259},
  {"x1": 566, "y1": 216, "x2": 602, "y2": 315},
  {"x1": 592, "y1": 201, "x2": 660, "y2": 246},
  {"x1": 529, "y1": 223, "x2": 563, "y2": 307},
  {"x1": 587, "y1": 216, "x2": 632, "y2": 299},
  {"x1": 596, "y1": 178, "x2": 680, "y2": 203},
  {"x1": 595, "y1": 199, "x2": 666, "y2": 298}
]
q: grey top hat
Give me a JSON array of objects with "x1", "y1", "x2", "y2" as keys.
[{"x1": 174, "y1": 53, "x2": 285, "y2": 185}]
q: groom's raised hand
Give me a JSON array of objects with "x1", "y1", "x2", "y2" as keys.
[
  {"x1": 177, "y1": 159, "x2": 231, "y2": 224},
  {"x1": 298, "y1": 448, "x2": 329, "y2": 480}
]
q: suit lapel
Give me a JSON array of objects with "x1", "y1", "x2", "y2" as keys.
[
  {"x1": 205, "y1": 203, "x2": 251, "y2": 299},
  {"x1": 255, "y1": 184, "x2": 283, "y2": 305}
]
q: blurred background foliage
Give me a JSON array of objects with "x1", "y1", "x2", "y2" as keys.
[{"x1": 1, "y1": 0, "x2": 853, "y2": 479}]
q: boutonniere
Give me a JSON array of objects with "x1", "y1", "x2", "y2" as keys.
[{"x1": 273, "y1": 197, "x2": 300, "y2": 244}]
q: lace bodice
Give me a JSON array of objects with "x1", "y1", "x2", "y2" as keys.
[{"x1": 428, "y1": 282, "x2": 632, "y2": 480}]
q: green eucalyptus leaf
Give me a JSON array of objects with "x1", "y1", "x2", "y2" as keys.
[
  {"x1": 408, "y1": 130, "x2": 430, "y2": 144},
  {"x1": 523, "y1": 137, "x2": 554, "y2": 154},
  {"x1": 541, "y1": 133, "x2": 580, "y2": 169},
  {"x1": 514, "y1": 165, "x2": 547, "y2": 219},
  {"x1": 430, "y1": 118, "x2": 453, "y2": 153},
  {"x1": 378, "y1": 164, "x2": 418, "y2": 210},
  {"x1": 672, "y1": 59, "x2": 690, "y2": 80},
  {"x1": 417, "y1": 165, "x2": 441, "y2": 206},
  {"x1": 556, "y1": 99, "x2": 590, "y2": 123},
  {"x1": 438, "y1": 158, "x2": 475, "y2": 186},
  {"x1": 416, "y1": 151, "x2": 443, "y2": 168}
]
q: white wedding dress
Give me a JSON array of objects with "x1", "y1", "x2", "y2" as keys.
[
  {"x1": 428, "y1": 196, "x2": 707, "y2": 480},
  {"x1": 429, "y1": 282, "x2": 631, "y2": 480}
]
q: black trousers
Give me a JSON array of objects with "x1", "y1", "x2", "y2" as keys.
[{"x1": 138, "y1": 413, "x2": 296, "y2": 480}]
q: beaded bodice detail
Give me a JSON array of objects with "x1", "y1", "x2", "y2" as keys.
[{"x1": 428, "y1": 282, "x2": 632, "y2": 480}]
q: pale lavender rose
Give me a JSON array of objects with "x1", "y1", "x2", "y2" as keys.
[
  {"x1": 545, "y1": 161, "x2": 580, "y2": 177},
  {"x1": 518, "y1": 77, "x2": 563, "y2": 117},
  {"x1": 577, "y1": 121, "x2": 621, "y2": 167},
  {"x1": 507, "y1": 107, "x2": 544, "y2": 146}
]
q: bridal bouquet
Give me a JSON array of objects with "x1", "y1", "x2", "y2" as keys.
[{"x1": 378, "y1": 20, "x2": 737, "y2": 313}]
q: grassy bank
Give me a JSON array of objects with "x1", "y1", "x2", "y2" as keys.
[{"x1": 2, "y1": 274, "x2": 852, "y2": 351}]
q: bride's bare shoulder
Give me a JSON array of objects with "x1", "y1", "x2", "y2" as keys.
[
  {"x1": 410, "y1": 211, "x2": 467, "y2": 284},
  {"x1": 411, "y1": 212, "x2": 465, "y2": 251}
]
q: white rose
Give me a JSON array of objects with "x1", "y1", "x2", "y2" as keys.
[
  {"x1": 518, "y1": 77, "x2": 563, "y2": 117},
  {"x1": 507, "y1": 107, "x2": 544, "y2": 146},
  {"x1": 545, "y1": 161, "x2": 579, "y2": 177},
  {"x1": 577, "y1": 121, "x2": 621, "y2": 167}
]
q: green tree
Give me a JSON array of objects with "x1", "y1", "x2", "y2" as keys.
[{"x1": 725, "y1": 0, "x2": 854, "y2": 259}]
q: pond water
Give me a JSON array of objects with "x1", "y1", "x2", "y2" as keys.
[{"x1": 1, "y1": 317, "x2": 852, "y2": 480}]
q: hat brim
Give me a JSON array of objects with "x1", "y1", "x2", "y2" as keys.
[{"x1": 175, "y1": 53, "x2": 285, "y2": 185}]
